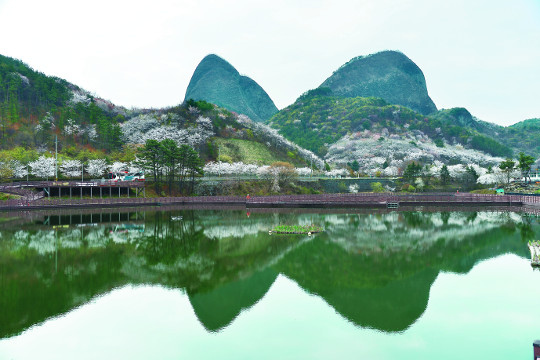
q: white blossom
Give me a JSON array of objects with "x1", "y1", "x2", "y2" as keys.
[
  {"x1": 60, "y1": 159, "x2": 82, "y2": 178},
  {"x1": 128, "y1": 161, "x2": 143, "y2": 174},
  {"x1": 87, "y1": 159, "x2": 108, "y2": 178},
  {"x1": 29, "y1": 156, "x2": 55, "y2": 179},
  {"x1": 63, "y1": 119, "x2": 84, "y2": 137},
  {"x1": 325, "y1": 133, "x2": 502, "y2": 176},
  {"x1": 477, "y1": 173, "x2": 498, "y2": 185},
  {"x1": 325, "y1": 169, "x2": 348, "y2": 178},
  {"x1": 10, "y1": 160, "x2": 28, "y2": 178},
  {"x1": 296, "y1": 167, "x2": 312, "y2": 177},
  {"x1": 120, "y1": 114, "x2": 160, "y2": 144},
  {"x1": 86, "y1": 125, "x2": 98, "y2": 141},
  {"x1": 70, "y1": 89, "x2": 91, "y2": 105},
  {"x1": 110, "y1": 162, "x2": 127, "y2": 173},
  {"x1": 382, "y1": 166, "x2": 399, "y2": 177}
]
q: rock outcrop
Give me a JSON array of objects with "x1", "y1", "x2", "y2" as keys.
[
  {"x1": 184, "y1": 54, "x2": 278, "y2": 122},
  {"x1": 320, "y1": 51, "x2": 437, "y2": 115}
]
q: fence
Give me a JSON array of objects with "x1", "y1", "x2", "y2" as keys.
[{"x1": 0, "y1": 192, "x2": 539, "y2": 211}]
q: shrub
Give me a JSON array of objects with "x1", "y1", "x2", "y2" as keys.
[
  {"x1": 218, "y1": 154, "x2": 233, "y2": 163},
  {"x1": 371, "y1": 182, "x2": 385, "y2": 193}
]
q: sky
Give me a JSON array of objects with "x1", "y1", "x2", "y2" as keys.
[{"x1": 0, "y1": 0, "x2": 538, "y2": 126}]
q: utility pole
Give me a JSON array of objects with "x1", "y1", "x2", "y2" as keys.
[{"x1": 55, "y1": 135, "x2": 58, "y2": 181}]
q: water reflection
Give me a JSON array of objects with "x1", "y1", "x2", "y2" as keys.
[{"x1": 0, "y1": 208, "x2": 537, "y2": 338}]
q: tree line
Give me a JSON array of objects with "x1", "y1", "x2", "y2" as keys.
[{"x1": 137, "y1": 139, "x2": 203, "y2": 195}]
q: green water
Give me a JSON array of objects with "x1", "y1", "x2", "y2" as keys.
[{"x1": 0, "y1": 208, "x2": 539, "y2": 359}]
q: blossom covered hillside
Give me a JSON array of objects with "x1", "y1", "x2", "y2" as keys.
[
  {"x1": 326, "y1": 132, "x2": 504, "y2": 177},
  {"x1": 0, "y1": 53, "x2": 321, "y2": 175},
  {"x1": 119, "y1": 100, "x2": 323, "y2": 168},
  {"x1": 269, "y1": 90, "x2": 513, "y2": 159}
]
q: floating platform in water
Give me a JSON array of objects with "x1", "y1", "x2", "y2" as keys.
[{"x1": 528, "y1": 241, "x2": 540, "y2": 267}]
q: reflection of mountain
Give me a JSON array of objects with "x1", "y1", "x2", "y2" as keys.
[
  {"x1": 0, "y1": 210, "x2": 301, "y2": 338},
  {"x1": 0, "y1": 242, "x2": 127, "y2": 338},
  {"x1": 275, "y1": 218, "x2": 529, "y2": 332},
  {"x1": 0, "y1": 210, "x2": 537, "y2": 338},
  {"x1": 276, "y1": 238, "x2": 438, "y2": 332},
  {"x1": 188, "y1": 268, "x2": 277, "y2": 332}
]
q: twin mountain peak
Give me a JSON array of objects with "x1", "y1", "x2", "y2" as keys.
[{"x1": 184, "y1": 50, "x2": 437, "y2": 122}]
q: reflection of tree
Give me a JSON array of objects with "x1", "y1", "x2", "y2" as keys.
[
  {"x1": 518, "y1": 216, "x2": 535, "y2": 242},
  {"x1": 136, "y1": 210, "x2": 203, "y2": 265},
  {"x1": 402, "y1": 212, "x2": 427, "y2": 228},
  {"x1": 441, "y1": 211, "x2": 450, "y2": 225},
  {"x1": 466, "y1": 212, "x2": 477, "y2": 223}
]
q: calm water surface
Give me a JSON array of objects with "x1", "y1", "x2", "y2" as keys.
[{"x1": 0, "y1": 208, "x2": 539, "y2": 359}]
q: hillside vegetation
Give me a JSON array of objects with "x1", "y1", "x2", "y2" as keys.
[
  {"x1": 269, "y1": 90, "x2": 512, "y2": 158},
  {"x1": 0, "y1": 54, "x2": 320, "y2": 171},
  {"x1": 0, "y1": 51, "x2": 538, "y2": 185},
  {"x1": 214, "y1": 138, "x2": 301, "y2": 165},
  {"x1": 502, "y1": 118, "x2": 540, "y2": 157},
  {"x1": 0, "y1": 54, "x2": 130, "y2": 155}
]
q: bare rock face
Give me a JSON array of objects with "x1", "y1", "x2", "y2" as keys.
[
  {"x1": 320, "y1": 51, "x2": 437, "y2": 115},
  {"x1": 184, "y1": 54, "x2": 278, "y2": 122}
]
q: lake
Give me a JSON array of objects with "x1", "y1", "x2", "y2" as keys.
[{"x1": 0, "y1": 207, "x2": 539, "y2": 359}]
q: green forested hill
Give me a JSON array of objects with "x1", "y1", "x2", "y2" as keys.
[
  {"x1": 0, "y1": 54, "x2": 71, "y2": 114},
  {"x1": 268, "y1": 90, "x2": 513, "y2": 158},
  {"x1": 501, "y1": 119, "x2": 540, "y2": 156},
  {"x1": 0, "y1": 54, "x2": 128, "y2": 153}
]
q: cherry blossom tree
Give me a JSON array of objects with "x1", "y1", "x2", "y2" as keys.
[
  {"x1": 10, "y1": 160, "x2": 28, "y2": 179},
  {"x1": 60, "y1": 160, "x2": 82, "y2": 178},
  {"x1": 477, "y1": 173, "x2": 498, "y2": 185},
  {"x1": 64, "y1": 119, "x2": 84, "y2": 137},
  {"x1": 296, "y1": 167, "x2": 312, "y2": 177},
  {"x1": 110, "y1": 162, "x2": 127, "y2": 173},
  {"x1": 87, "y1": 159, "x2": 108, "y2": 178},
  {"x1": 29, "y1": 156, "x2": 55, "y2": 180}
]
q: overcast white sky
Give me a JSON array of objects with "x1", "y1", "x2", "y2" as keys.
[{"x1": 0, "y1": 0, "x2": 538, "y2": 126}]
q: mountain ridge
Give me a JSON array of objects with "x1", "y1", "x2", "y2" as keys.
[
  {"x1": 184, "y1": 54, "x2": 278, "y2": 122},
  {"x1": 320, "y1": 50, "x2": 437, "y2": 115}
]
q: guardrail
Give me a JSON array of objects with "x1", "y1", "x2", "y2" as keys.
[
  {"x1": 0, "y1": 192, "x2": 538, "y2": 210},
  {"x1": 0, "y1": 180, "x2": 145, "y2": 188}
]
